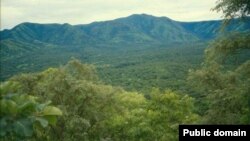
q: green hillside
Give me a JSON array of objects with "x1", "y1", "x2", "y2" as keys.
[
  {"x1": 1, "y1": 0, "x2": 250, "y2": 140},
  {"x1": 1, "y1": 14, "x2": 249, "y2": 82},
  {"x1": 2, "y1": 14, "x2": 249, "y2": 46},
  {"x1": 1, "y1": 14, "x2": 250, "y2": 95},
  {"x1": 1, "y1": 11, "x2": 250, "y2": 141}
]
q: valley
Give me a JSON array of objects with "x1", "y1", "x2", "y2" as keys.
[{"x1": 0, "y1": 13, "x2": 249, "y2": 141}]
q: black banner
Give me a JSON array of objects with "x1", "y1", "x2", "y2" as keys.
[{"x1": 179, "y1": 125, "x2": 250, "y2": 141}]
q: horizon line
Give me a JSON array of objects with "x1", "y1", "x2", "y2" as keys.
[{"x1": 1, "y1": 13, "x2": 224, "y2": 31}]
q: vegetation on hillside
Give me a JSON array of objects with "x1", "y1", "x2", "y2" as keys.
[
  {"x1": 0, "y1": 82, "x2": 62, "y2": 140},
  {"x1": 188, "y1": 0, "x2": 250, "y2": 123},
  {"x1": 1, "y1": 60, "x2": 199, "y2": 141},
  {"x1": 0, "y1": 0, "x2": 249, "y2": 140}
]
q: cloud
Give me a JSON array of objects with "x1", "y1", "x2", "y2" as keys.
[{"x1": 1, "y1": 0, "x2": 221, "y2": 30}]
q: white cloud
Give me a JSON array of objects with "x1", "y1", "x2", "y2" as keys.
[{"x1": 1, "y1": 0, "x2": 221, "y2": 30}]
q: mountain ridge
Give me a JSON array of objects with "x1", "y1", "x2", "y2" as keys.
[
  {"x1": 1, "y1": 14, "x2": 250, "y2": 54},
  {"x1": 1, "y1": 14, "x2": 250, "y2": 81},
  {"x1": 1, "y1": 14, "x2": 250, "y2": 46}
]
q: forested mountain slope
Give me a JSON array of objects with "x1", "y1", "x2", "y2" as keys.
[
  {"x1": 1, "y1": 14, "x2": 250, "y2": 46},
  {"x1": 0, "y1": 14, "x2": 249, "y2": 83}
]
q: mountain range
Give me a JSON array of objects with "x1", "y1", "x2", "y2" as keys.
[
  {"x1": 1, "y1": 14, "x2": 250, "y2": 47},
  {"x1": 0, "y1": 14, "x2": 250, "y2": 80}
]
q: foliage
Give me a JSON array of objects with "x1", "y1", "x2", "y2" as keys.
[
  {"x1": 1, "y1": 15, "x2": 250, "y2": 81},
  {"x1": 0, "y1": 42, "x2": 207, "y2": 94},
  {"x1": 4, "y1": 60, "x2": 199, "y2": 141},
  {"x1": 0, "y1": 82, "x2": 62, "y2": 141},
  {"x1": 188, "y1": 1, "x2": 250, "y2": 124},
  {"x1": 188, "y1": 59, "x2": 250, "y2": 123},
  {"x1": 204, "y1": 32, "x2": 250, "y2": 64},
  {"x1": 188, "y1": 34, "x2": 250, "y2": 123},
  {"x1": 0, "y1": 4, "x2": 249, "y2": 140},
  {"x1": 213, "y1": 0, "x2": 250, "y2": 19},
  {"x1": 104, "y1": 89, "x2": 199, "y2": 141}
]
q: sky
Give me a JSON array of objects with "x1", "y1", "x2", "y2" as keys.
[{"x1": 1, "y1": 0, "x2": 222, "y2": 30}]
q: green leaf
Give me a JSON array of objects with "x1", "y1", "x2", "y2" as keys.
[
  {"x1": 18, "y1": 101, "x2": 36, "y2": 114},
  {"x1": 44, "y1": 116, "x2": 57, "y2": 125},
  {"x1": 42, "y1": 106, "x2": 62, "y2": 116},
  {"x1": 13, "y1": 119, "x2": 33, "y2": 137},
  {"x1": 36, "y1": 101, "x2": 51, "y2": 111},
  {"x1": 35, "y1": 117, "x2": 48, "y2": 128}
]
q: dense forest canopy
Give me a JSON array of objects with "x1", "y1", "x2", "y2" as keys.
[
  {"x1": 0, "y1": 0, "x2": 250, "y2": 140},
  {"x1": 189, "y1": 0, "x2": 250, "y2": 123},
  {"x1": 1, "y1": 60, "x2": 199, "y2": 140}
]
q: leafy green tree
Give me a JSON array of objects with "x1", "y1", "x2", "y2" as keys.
[
  {"x1": 104, "y1": 89, "x2": 199, "y2": 141},
  {"x1": 0, "y1": 81, "x2": 62, "y2": 141},
  {"x1": 213, "y1": 0, "x2": 250, "y2": 19},
  {"x1": 188, "y1": 0, "x2": 250, "y2": 124},
  {"x1": 7, "y1": 59, "x2": 199, "y2": 141},
  {"x1": 146, "y1": 90, "x2": 199, "y2": 140}
]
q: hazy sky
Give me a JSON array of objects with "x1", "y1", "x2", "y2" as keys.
[{"x1": 1, "y1": 0, "x2": 221, "y2": 30}]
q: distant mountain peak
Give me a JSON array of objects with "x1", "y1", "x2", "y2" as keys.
[
  {"x1": 123, "y1": 13, "x2": 171, "y2": 21},
  {"x1": 128, "y1": 13, "x2": 155, "y2": 18},
  {"x1": 1, "y1": 14, "x2": 249, "y2": 44}
]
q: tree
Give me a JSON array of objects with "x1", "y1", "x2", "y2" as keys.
[
  {"x1": 213, "y1": 0, "x2": 250, "y2": 19},
  {"x1": 0, "y1": 81, "x2": 62, "y2": 141},
  {"x1": 8, "y1": 59, "x2": 199, "y2": 141},
  {"x1": 188, "y1": 0, "x2": 250, "y2": 124}
]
